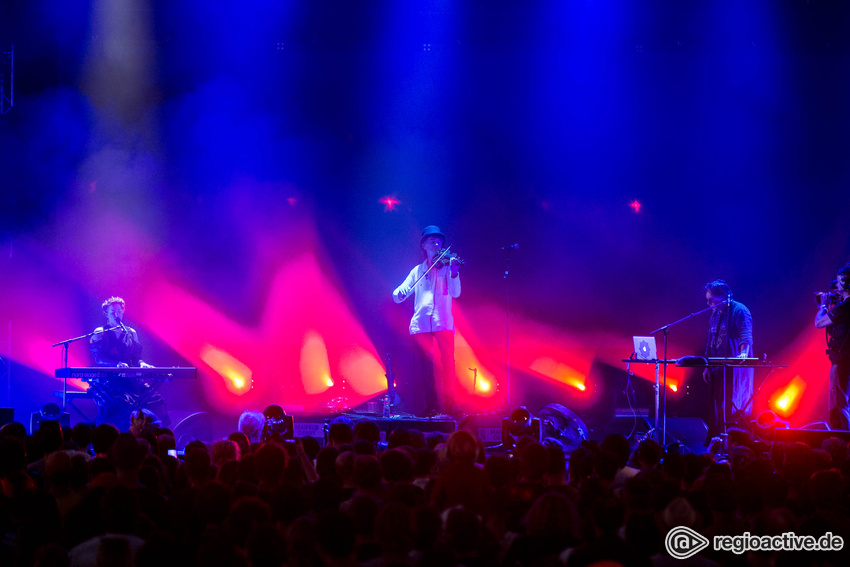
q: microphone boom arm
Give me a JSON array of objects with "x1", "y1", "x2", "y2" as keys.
[{"x1": 650, "y1": 303, "x2": 715, "y2": 335}]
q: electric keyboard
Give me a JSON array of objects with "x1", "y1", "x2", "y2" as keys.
[
  {"x1": 55, "y1": 367, "x2": 197, "y2": 381},
  {"x1": 706, "y1": 357, "x2": 760, "y2": 365}
]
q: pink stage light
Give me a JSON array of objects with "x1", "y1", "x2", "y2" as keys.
[
  {"x1": 379, "y1": 196, "x2": 401, "y2": 211},
  {"x1": 338, "y1": 347, "x2": 387, "y2": 393},
  {"x1": 199, "y1": 345, "x2": 252, "y2": 395},
  {"x1": 452, "y1": 303, "x2": 608, "y2": 410},
  {"x1": 142, "y1": 250, "x2": 387, "y2": 413},
  {"x1": 300, "y1": 331, "x2": 332, "y2": 395},
  {"x1": 454, "y1": 330, "x2": 495, "y2": 398},
  {"x1": 1, "y1": 256, "x2": 92, "y2": 390}
]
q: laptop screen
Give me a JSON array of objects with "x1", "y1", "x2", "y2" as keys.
[{"x1": 633, "y1": 336, "x2": 657, "y2": 361}]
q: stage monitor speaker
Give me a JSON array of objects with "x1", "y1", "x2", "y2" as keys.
[
  {"x1": 30, "y1": 411, "x2": 70, "y2": 435},
  {"x1": 502, "y1": 417, "x2": 541, "y2": 446},
  {"x1": 171, "y1": 411, "x2": 212, "y2": 448},
  {"x1": 387, "y1": 418, "x2": 455, "y2": 436},
  {"x1": 756, "y1": 427, "x2": 850, "y2": 447},
  {"x1": 0, "y1": 408, "x2": 13, "y2": 427},
  {"x1": 665, "y1": 417, "x2": 708, "y2": 446},
  {"x1": 603, "y1": 414, "x2": 652, "y2": 442},
  {"x1": 322, "y1": 417, "x2": 456, "y2": 445}
]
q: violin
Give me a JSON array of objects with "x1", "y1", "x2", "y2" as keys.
[{"x1": 434, "y1": 248, "x2": 465, "y2": 267}]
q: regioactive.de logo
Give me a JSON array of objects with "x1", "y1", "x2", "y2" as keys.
[{"x1": 665, "y1": 526, "x2": 710, "y2": 560}]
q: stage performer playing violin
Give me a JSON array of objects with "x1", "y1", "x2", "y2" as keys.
[{"x1": 393, "y1": 225, "x2": 462, "y2": 417}]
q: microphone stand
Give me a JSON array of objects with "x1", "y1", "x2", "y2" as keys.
[
  {"x1": 650, "y1": 303, "x2": 715, "y2": 445},
  {"x1": 51, "y1": 325, "x2": 122, "y2": 412},
  {"x1": 502, "y1": 246, "x2": 516, "y2": 408},
  {"x1": 721, "y1": 294, "x2": 733, "y2": 435}
]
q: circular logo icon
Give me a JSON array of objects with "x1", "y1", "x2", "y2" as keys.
[{"x1": 665, "y1": 526, "x2": 710, "y2": 560}]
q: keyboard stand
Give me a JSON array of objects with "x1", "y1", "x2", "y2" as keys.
[{"x1": 52, "y1": 390, "x2": 96, "y2": 422}]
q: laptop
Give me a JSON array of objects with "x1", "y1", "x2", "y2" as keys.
[{"x1": 633, "y1": 336, "x2": 657, "y2": 361}]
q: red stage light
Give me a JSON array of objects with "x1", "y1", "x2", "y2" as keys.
[
  {"x1": 629, "y1": 200, "x2": 642, "y2": 213},
  {"x1": 770, "y1": 376, "x2": 806, "y2": 416},
  {"x1": 530, "y1": 357, "x2": 587, "y2": 391}
]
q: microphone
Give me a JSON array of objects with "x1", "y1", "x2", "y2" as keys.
[
  {"x1": 118, "y1": 319, "x2": 128, "y2": 333},
  {"x1": 500, "y1": 243, "x2": 519, "y2": 250}
]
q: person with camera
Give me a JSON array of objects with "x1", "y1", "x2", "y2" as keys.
[
  {"x1": 393, "y1": 225, "x2": 462, "y2": 417},
  {"x1": 815, "y1": 266, "x2": 850, "y2": 430}
]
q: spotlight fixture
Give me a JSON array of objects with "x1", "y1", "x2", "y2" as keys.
[
  {"x1": 755, "y1": 410, "x2": 788, "y2": 430},
  {"x1": 261, "y1": 404, "x2": 294, "y2": 441},
  {"x1": 537, "y1": 403, "x2": 589, "y2": 453},
  {"x1": 41, "y1": 403, "x2": 61, "y2": 420},
  {"x1": 501, "y1": 406, "x2": 541, "y2": 447},
  {"x1": 29, "y1": 402, "x2": 69, "y2": 435},
  {"x1": 510, "y1": 406, "x2": 532, "y2": 429}
]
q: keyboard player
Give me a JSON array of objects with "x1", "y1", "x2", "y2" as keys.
[
  {"x1": 702, "y1": 280, "x2": 754, "y2": 441},
  {"x1": 89, "y1": 296, "x2": 169, "y2": 428}
]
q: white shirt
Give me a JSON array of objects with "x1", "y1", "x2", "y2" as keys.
[{"x1": 393, "y1": 260, "x2": 461, "y2": 334}]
